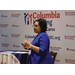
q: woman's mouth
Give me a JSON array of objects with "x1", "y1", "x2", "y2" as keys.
[{"x1": 34, "y1": 29, "x2": 36, "y2": 31}]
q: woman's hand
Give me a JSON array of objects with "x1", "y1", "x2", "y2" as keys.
[
  {"x1": 23, "y1": 45, "x2": 30, "y2": 50},
  {"x1": 24, "y1": 38, "x2": 39, "y2": 53},
  {"x1": 24, "y1": 38, "x2": 31, "y2": 50},
  {"x1": 24, "y1": 38, "x2": 31, "y2": 47}
]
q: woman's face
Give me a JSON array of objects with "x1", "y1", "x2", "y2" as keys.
[{"x1": 33, "y1": 21, "x2": 41, "y2": 34}]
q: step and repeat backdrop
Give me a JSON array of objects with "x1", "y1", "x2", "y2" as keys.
[{"x1": 0, "y1": 10, "x2": 75, "y2": 64}]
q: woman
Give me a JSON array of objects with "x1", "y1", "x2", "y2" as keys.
[{"x1": 23, "y1": 18, "x2": 54, "y2": 64}]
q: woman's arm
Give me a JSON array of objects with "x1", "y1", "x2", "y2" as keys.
[
  {"x1": 30, "y1": 44, "x2": 39, "y2": 53},
  {"x1": 24, "y1": 34, "x2": 49, "y2": 54},
  {"x1": 24, "y1": 39, "x2": 39, "y2": 53},
  {"x1": 30, "y1": 34, "x2": 49, "y2": 54}
]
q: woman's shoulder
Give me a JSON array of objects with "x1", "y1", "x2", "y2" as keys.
[
  {"x1": 39, "y1": 32, "x2": 48, "y2": 37},
  {"x1": 39, "y1": 32, "x2": 47, "y2": 35}
]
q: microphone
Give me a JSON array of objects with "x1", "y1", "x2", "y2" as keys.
[{"x1": 21, "y1": 43, "x2": 26, "y2": 47}]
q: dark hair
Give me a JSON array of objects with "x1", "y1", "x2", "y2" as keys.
[{"x1": 33, "y1": 18, "x2": 47, "y2": 32}]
